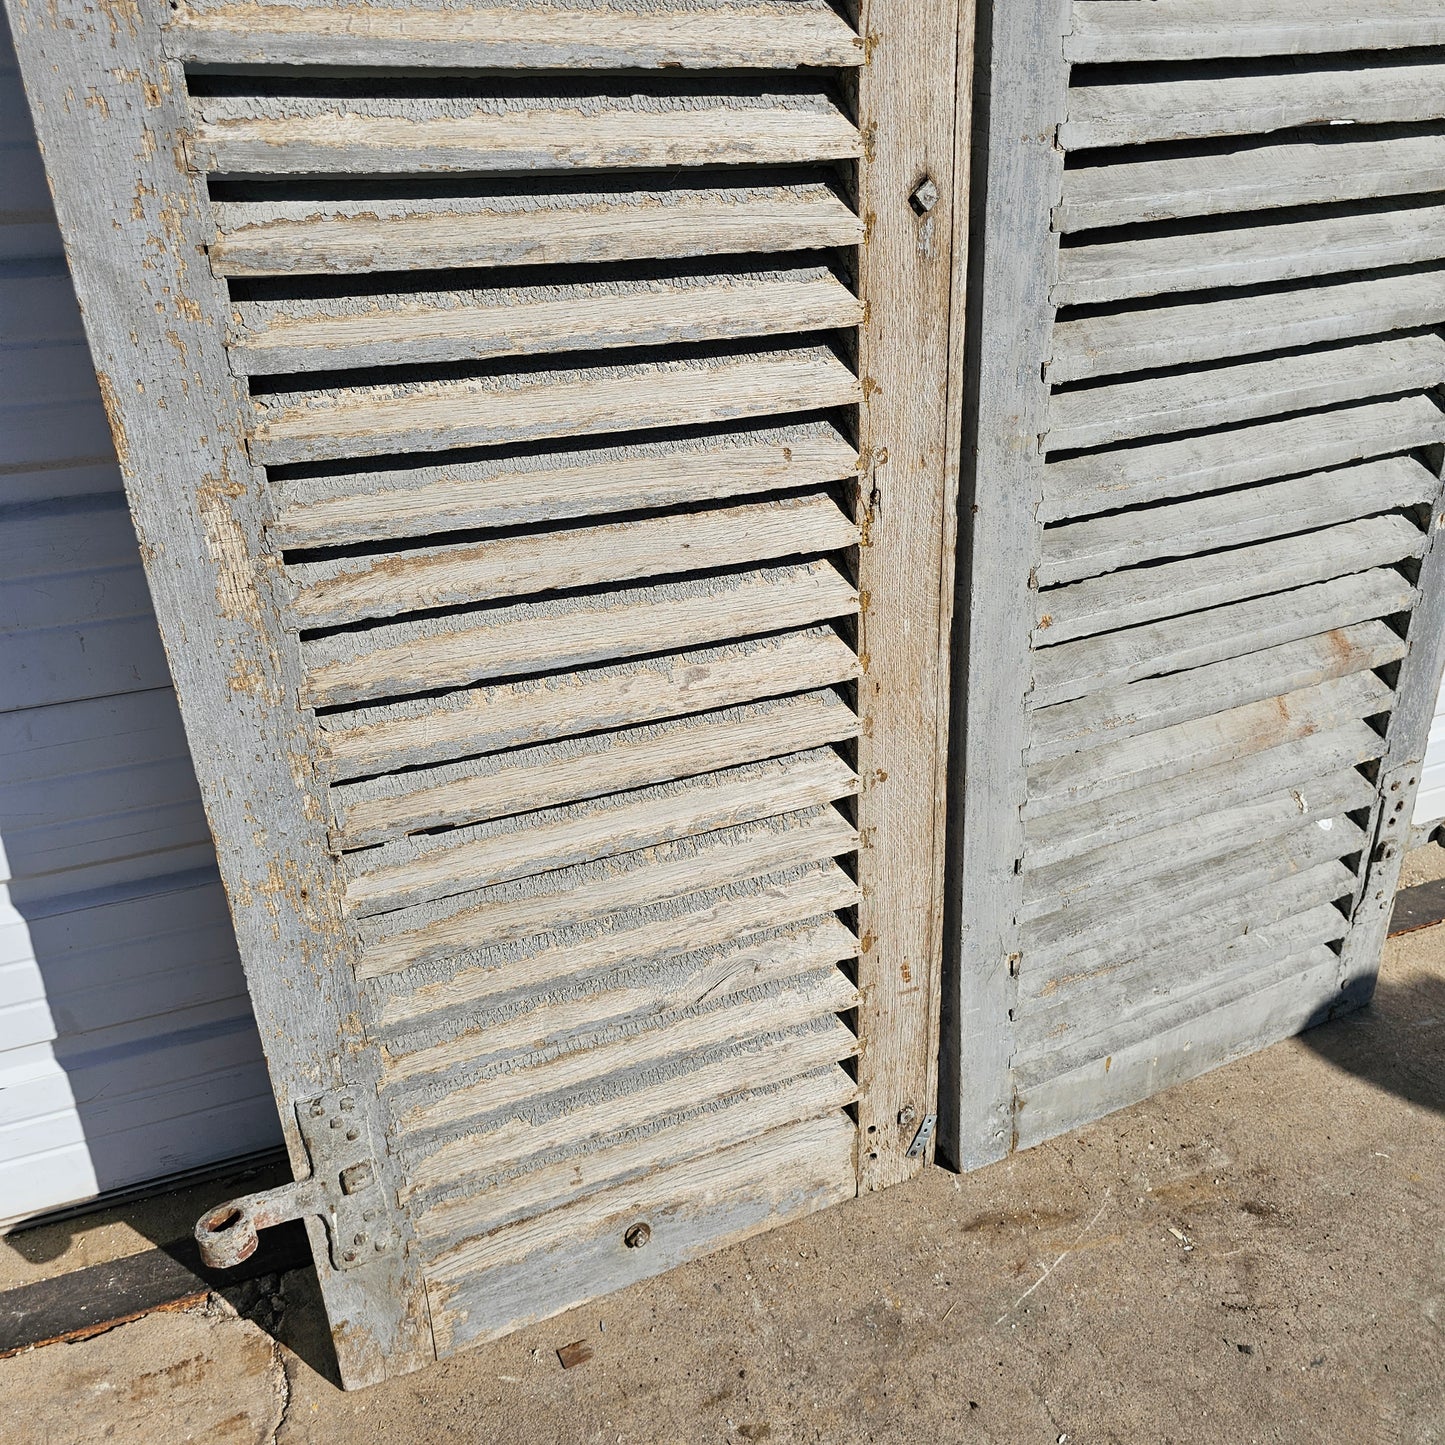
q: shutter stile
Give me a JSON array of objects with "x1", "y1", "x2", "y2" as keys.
[
  {"x1": 949, "y1": 0, "x2": 1445, "y2": 1166},
  {"x1": 8, "y1": 0, "x2": 963, "y2": 1382}
]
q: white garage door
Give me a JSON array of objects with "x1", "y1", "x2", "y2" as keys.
[{"x1": 0, "y1": 15, "x2": 280, "y2": 1225}]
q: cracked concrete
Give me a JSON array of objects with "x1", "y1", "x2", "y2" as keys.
[{"x1": 2, "y1": 910, "x2": 1443, "y2": 1443}]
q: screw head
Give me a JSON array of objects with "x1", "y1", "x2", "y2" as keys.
[
  {"x1": 342, "y1": 1249, "x2": 358, "y2": 1264},
  {"x1": 623, "y1": 1222, "x2": 652, "y2": 1250},
  {"x1": 898, "y1": 1104, "x2": 918, "y2": 1128}
]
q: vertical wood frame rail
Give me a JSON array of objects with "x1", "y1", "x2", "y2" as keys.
[{"x1": 7, "y1": 0, "x2": 969, "y2": 1383}]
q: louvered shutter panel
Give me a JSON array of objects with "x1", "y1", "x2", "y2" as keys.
[
  {"x1": 947, "y1": 0, "x2": 1445, "y2": 1167},
  {"x1": 7, "y1": 0, "x2": 963, "y2": 1385}
]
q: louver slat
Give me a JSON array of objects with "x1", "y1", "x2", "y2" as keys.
[
  {"x1": 168, "y1": 0, "x2": 866, "y2": 71},
  {"x1": 1063, "y1": 62, "x2": 1445, "y2": 150},
  {"x1": 13, "y1": 0, "x2": 961, "y2": 1381},
  {"x1": 951, "y1": 0, "x2": 1445, "y2": 1174},
  {"x1": 1065, "y1": 0, "x2": 1445, "y2": 63}
]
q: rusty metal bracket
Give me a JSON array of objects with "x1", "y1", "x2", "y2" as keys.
[{"x1": 194, "y1": 1089, "x2": 396, "y2": 1272}]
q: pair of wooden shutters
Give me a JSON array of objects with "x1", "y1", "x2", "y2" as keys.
[
  {"x1": 8, "y1": 0, "x2": 961, "y2": 1387},
  {"x1": 947, "y1": 0, "x2": 1445, "y2": 1167}
]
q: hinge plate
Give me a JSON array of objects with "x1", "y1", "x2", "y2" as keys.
[{"x1": 195, "y1": 1088, "x2": 396, "y2": 1272}]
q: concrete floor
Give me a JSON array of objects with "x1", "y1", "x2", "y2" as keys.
[{"x1": 2, "y1": 914, "x2": 1443, "y2": 1443}]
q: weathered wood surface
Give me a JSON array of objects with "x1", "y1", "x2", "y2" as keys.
[
  {"x1": 320, "y1": 629, "x2": 860, "y2": 783},
  {"x1": 168, "y1": 0, "x2": 866, "y2": 71},
  {"x1": 250, "y1": 346, "x2": 863, "y2": 465},
  {"x1": 1058, "y1": 134, "x2": 1445, "y2": 232},
  {"x1": 329, "y1": 689, "x2": 859, "y2": 850},
  {"x1": 233, "y1": 269, "x2": 864, "y2": 375},
  {"x1": 1046, "y1": 334, "x2": 1445, "y2": 452},
  {"x1": 1049, "y1": 271, "x2": 1445, "y2": 383},
  {"x1": 192, "y1": 91, "x2": 863, "y2": 176},
  {"x1": 422, "y1": 1114, "x2": 855, "y2": 1355},
  {"x1": 1028, "y1": 621, "x2": 1406, "y2": 762},
  {"x1": 289, "y1": 493, "x2": 856, "y2": 629},
  {"x1": 1063, "y1": 62, "x2": 1445, "y2": 150},
  {"x1": 270, "y1": 423, "x2": 860, "y2": 548},
  {"x1": 3, "y1": 0, "x2": 432, "y2": 1385},
  {"x1": 1038, "y1": 456, "x2": 1437, "y2": 586},
  {"x1": 1066, "y1": 0, "x2": 1445, "y2": 62},
  {"x1": 941, "y1": 0, "x2": 1066, "y2": 1172},
  {"x1": 1041, "y1": 394, "x2": 1445, "y2": 521},
  {"x1": 1034, "y1": 514, "x2": 1425, "y2": 645},
  {"x1": 303, "y1": 561, "x2": 858, "y2": 709},
  {"x1": 1054, "y1": 204, "x2": 1445, "y2": 305},
  {"x1": 1030, "y1": 567, "x2": 1415, "y2": 707},
  {"x1": 1025, "y1": 723, "x2": 1385, "y2": 870},
  {"x1": 211, "y1": 184, "x2": 866, "y2": 277},
  {"x1": 850, "y1": 0, "x2": 966, "y2": 1188}
]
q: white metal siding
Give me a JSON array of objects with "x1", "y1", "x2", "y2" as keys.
[
  {"x1": 0, "y1": 15, "x2": 280, "y2": 1224},
  {"x1": 1415, "y1": 674, "x2": 1445, "y2": 825}
]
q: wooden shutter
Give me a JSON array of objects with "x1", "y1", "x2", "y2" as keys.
[
  {"x1": 947, "y1": 0, "x2": 1445, "y2": 1168},
  {"x1": 6, "y1": 0, "x2": 963, "y2": 1386}
]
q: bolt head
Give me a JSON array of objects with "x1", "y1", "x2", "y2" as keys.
[
  {"x1": 624, "y1": 1222, "x2": 652, "y2": 1250},
  {"x1": 910, "y1": 178, "x2": 939, "y2": 215}
]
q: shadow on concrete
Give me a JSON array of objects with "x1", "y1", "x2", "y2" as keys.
[{"x1": 1299, "y1": 972, "x2": 1445, "y2": 1117}]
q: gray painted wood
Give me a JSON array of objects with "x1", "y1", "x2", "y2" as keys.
[{"x1": 941, "y1": 0, "x2": 1071, "y2": 1172}]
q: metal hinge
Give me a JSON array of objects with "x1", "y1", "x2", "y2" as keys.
[
  {"x1": 905, "y1": 1112, "x2": 938, "y2": 1160},
  {"x1": 195, "y1": 1089, "x2": 397, "y2": 1272}
]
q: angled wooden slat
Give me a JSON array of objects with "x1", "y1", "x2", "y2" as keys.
[
  {"x1": 1028, "y1": 621, "x2": 1407, "y2": 762},
  {"x1": 1020, "y1": 857, "x2": 1352, "y2": 988},
  {"x1": 250, "y1": 345, "x2": 862, "y2": 465},
  {"x1": 1053, "y1": 204, "x2": 1445, "y2": 306},
  {"x1": 1034, "y1": 513, "x2": 1425, "y2": 645},
  {"x1": 1028, "y1": 672, "x2": 1394, "y2": 813},
  {"x1": 1012, "y1": 949, "x2": 1344, "y2": 1151},
  {"x1": 168, "y1": 0, "x2": 866, "y2": 71},
  {"x1": 1023, "y1": 814, "x2": 1365, "y2": 962},
  {"x1": 1015, "y1": 906, "x2": 1348, "y2": 1064},
  {"x1": 379, "y1": 913, "x2": 859, "y2": 1074},
  {"x1": 304, "y1": 560, "x2": 858, "y2": 710},
  {"x1": 1039, "y1": 456, "x2": 1437, "y2": 586},
  {"x1": 211, "y1": 184, "x2": 866, "y2": 278},
  {"x1": 270, "y1": 422, "x2": 860, "y2": 549},
  {"x1": 357, "y1": 807, "x2": 859, "y2": 979},
  {"x1": 1049, "y1": 270, "x2": 1445, "y2": 383},
  {"x1": 1056, "y1": 134, "x2": 1445, "y2": 232},
  {"x1": 330, "y1": 689, "x2": 859, "y2": 851},
  {"x1": 1062, "y1": 62, "x2": 1445, "y2": 151},
  {"x1": 419, "y1": 1113, "x2": 857, "y2": 1355},
  {"x1": 395, "y1": 964, "x2": 858, "y2": 1139},
  {"x1": 1030, "y1": 566, "x2": 1414, "y2": 708},
  {"x1": 414, "y1": 1062, "x2": 857, "y2": 1252},
  {"x1": 321, "y1": 628, "x2": 860, "y2": 783},
  {"x1": 193, "y1": 91, "x2": 862, "y2": 176},
  {"x1": 369, "y1": 859, "x2": 860, "y2": 1028},
  {"x1": 233, "y1": 269, "x2": 864, "y2": 375},
  {"x1": 290, "y1": 493, "x2": 858, "y2": 629},
  {"x1": 1065, "y1": 0, "x2": 1445, "y2": 62},
  {"x1": 1025, "y1": 722, "x2": 1385, "y2": 871},
  {"x1": 1041, "y1": 395, "x2": 1445, "y2": 522},
  {"x1": 1022, "y1": 769, "x2": 1376, "y2": 921},
  {"x1": 346, "y1": 750, "x2": 858, "y2": 917},
  {"x1": 1045, "y1": 334, "x2": 1445, "y2": 453}
]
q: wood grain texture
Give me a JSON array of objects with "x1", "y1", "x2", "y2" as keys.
[
  {"x1": 1063, "y1": 62, "x2": 1445, "y2": 150},
  {"x1": 2, "y1": 0, "x2": 431, "y2": 1385},
  {"x1": 851, "y1": 0, "x2": 967, "y2": 1187},
  {"x1": 168, "y1": 0, "x2": 866, "y2": 71},
  {"x1": 250, "y1": 346, "x2": 863, "y2": 465},
  {"x1": 1053, "y1": 204, "x2": 1445, "y2": 306},
  {"x1": 193, "y1": 92, "x2": 863, "y2": 176},
  {"x1": 270, "y1": 423, "x2": 860, "y2": 548},
  {"x1": 1041, "y1": 394, "x2": 1445, "y2": 522},
  {"x1": 1065, "y1": 0, "x2": 1445, "y2": 62},
  {"x1": 211, "y1": 184, "x2": 866, "y2": 278},
  {"x1": 1057, "y1": 133, "x2": 1445, "y2": 232},
  {"x1": 233, "y1": 270, "x2": 864, "y2": 375}
]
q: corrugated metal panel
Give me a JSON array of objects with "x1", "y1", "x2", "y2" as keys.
[{"x1": 0, "y1": 12, "x2": 279, "y2": 1226}]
